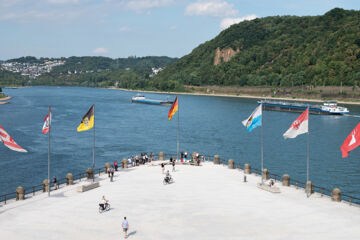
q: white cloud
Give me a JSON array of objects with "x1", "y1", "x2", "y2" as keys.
[
  {"x1": 169, "y1": 25, "x2": 177, "y2": 30},
  {"x1": 220, "y1": 14, "x2": 257, "y2": 29},
  {"x1": 185, "y1": 0, "x2": 237, "y2": 17},
  {"x1": 47, "y1": 0, "x2": 84, "y2": 4},
  {"x1": 93, "y1": 47, "x2": 109, "y2": 54},
  {"x1": 125, "y1": 0, "x2": 174, "y2": 12},
  {"x1": 119, "y1": 26, "x2": 130, "y2": 32}
]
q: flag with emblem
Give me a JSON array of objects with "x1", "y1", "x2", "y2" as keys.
[
  {"x1": 283, "y1": 108, "x2": 309, "y2": 139},
  {"x1": 341, "y1": 122, "x2": 360, "y2": 158},
  {"x1": 0, "y1": 126, "x2": 27, "y2": 152},
  {"x1": 42, "y1": 107, "x2": 52, "y2": 134},
  {"x1": 242, "y1": 104, "x2": 262, "y2": 132},
  {"x1": 77, "y1": 105, "x2": 94, "y2": 132}
]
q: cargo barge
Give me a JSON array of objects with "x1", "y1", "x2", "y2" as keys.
[{"x1": 258, "y1": 100, "x2": 349, "y2": 115}]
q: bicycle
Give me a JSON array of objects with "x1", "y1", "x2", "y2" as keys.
[{"x1": 99, "y1": 202, "x2": 111, "y2": 213}]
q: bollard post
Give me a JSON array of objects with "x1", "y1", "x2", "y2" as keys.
[
  {"x1": 244, "y1": 164, "x2": 251, "y2": 174},
  {"x1": 122, "y1": 158, "x2": 128, "y2": 168},
  {"x1": 306, "y1": 181, "x2": 314, "y2": 195},
  {"x1": 262, "y1": 169, "x2": 269, "y2": 180},
  {"x1": 213, "y1": 155, "x2": 220, "y2": 165},
  {"x1": 104, "y1": 163, "x2": 111, "y2": 173},
  {"x1": 282, "y1": 174, "x2": 290, "y2": 186},
  {"x1": 66, "y1": 173, "x2": 74, "y2": 185},
  {"x1": 159, "y1": 152, "x2": 164, "y2": 161},
  {"x1": 228, "y1": 159, "x2": 234, "y2": 169},
  {"x1": 42, "y1": 179, "x2": 50, "y2": 192},
  {"x1": 331, "y1": 188, "x2": 341, "y2": 202},
  {"x1": 87, "y1": 168, "x2": 94, "y2": 179},
  {"x1": 16, "y1": 186, "x2": 25, "y2": 201}
]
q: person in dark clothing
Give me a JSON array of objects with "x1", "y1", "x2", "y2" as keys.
[{"x1": 52, "y1": 176, "x2": 58, "y2": 190}]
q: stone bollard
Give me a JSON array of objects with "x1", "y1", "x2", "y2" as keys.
[
  {"x1": 122, "y1": 158, "x2": 128, "y2": 168},
  {"x1": 159, "y1": 152, "x2": 164, "y2": 161},
  {"x1": 282, "y1": 174, "x2": 290, "y2": 186},
  {"x1": 332, "y1": 188, "x2": 341, "y2": 202},
  {"x1": 262, "y1": 169, "x2": 269, "y2": 180},
  {"x1": 305, "y1": 181, "x2": 314, "y2": 194},
  {"x1": 42, "y1": 179, "x2": 50, "y2": 192},
  {"x1": 228, "y1": 159, "x2": 234, "y2": 169},
  {"x1": 16, "y1": 186, "x2": 25, "y2": 201},
  {"x1": 87, "y1": 168, "x2": 94, "y2": 179},
  {"x1": 66, "y1": 173, "x2": 74, "y2": 185},
  {"x1": 214, "y1": 155, "x2": 220, "y2": 165},
  {"x1": 244, "y1": 164, "x2": 251, "y2": 174},
  {"x1": 104, "y1": 163, "x2": 111, "y2": 173}
]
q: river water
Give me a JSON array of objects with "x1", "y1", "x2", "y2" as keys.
[{"x1": 1, "y1": 87, "x2": 360, "y2": 200}]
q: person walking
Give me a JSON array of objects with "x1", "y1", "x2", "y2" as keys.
[
  {"x1": 122, "y1": 216, "x2": 129, "y2": 239},
  {"x1": 110, "y1": 167, "x2": 114, "y2": 182},
  {"x1": 161, "y1": 163, "x2": 165, "y2": 174},
  {"x1": 52, "y1": 176, "x2": 58, "y2": 190},
  {"x1": 114, "y1": 161, "x2": 118, "y2": 171},
  {"x1": 172, "y1": 159, "x2": 175, "y2": 172},
  {"x1": 107, "y1": 167, "x2": 111, "y2": 177}
]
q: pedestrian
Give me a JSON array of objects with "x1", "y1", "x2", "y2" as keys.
[
  {"x1": 114, "y1": 161, "x2": 118, "y2": 171},
  {"x1": 110, "y1": 167, "x2": 114, "y2": 182},
  {"x1": 52, "y1": 176, "x2": 58, "y2": 190},
  {"x1": 184, "y1": 152, "x2": 188, "y2": 161},
  {"x1": 161, "y1": 163, "x2": 165, "y2": 174},
  {"x1": 108, "y1": 167, "x2": 111, "y2": 177},
  {"x1": 122, "y1": 216, "x2": 129, "y2": 239},
  {"x1": 172, "y1": 159, "x2": 175, "y2": 172},
  {"x1": 180, "y1": 151, "x2": 184, "y2": 163}
]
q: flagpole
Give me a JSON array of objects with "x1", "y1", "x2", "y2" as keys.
[
  {"x1": 261, "y1": 104, "x2": 264, "y2": 184},
  {"x1": 177, "y1": 96, "x2": 179, "y2": 161},
  {"x1": 48, "y1": 106, "x2": 51, "y2": 197},
  {"x1": 306, "y1": 111, "x2": 310, "y2": 197},
  {"x1": 92, "y1": 104, "x2": 95, "y2": 182}
]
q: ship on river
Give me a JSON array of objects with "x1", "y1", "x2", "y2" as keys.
[
  {"x1": 259, "y1": 100, "x2": 349, "y2": 115},
  {"x1": 131, "y1": 93, "x2": 174, "y2": 105}
]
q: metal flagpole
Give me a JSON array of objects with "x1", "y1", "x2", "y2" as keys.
[
  {"x1": 48, "y1": 106, "x2": 51, "y2": 197},
  {"x1": 306, "y1": 111, "x2": 310, "y2": 197},
  {"x1": 177, "y1": 96, "x2": 179, "y2": 161},
  {"x1": 92, "y1": 104, "x2": 95, "y2": 182},
  {"x1": 261, "y1": 104, "x2": 264, "y2": 184}
]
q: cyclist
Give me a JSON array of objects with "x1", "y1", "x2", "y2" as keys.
[{"x1": 99, "y1": 196, "x2": 109, "y2": 210}]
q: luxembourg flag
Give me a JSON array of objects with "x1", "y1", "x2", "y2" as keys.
[
  {"x1": 242, "y1": 104, "x2": 262, "y2": 132},
  {"x1": 283, "y1": 108, "x2": 309, "y2": 139}
]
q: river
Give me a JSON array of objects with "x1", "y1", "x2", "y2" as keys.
[{"x1": 0, "y1": 86, "x2": 359, "y2": 201}]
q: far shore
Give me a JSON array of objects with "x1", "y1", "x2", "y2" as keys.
[{"x1": 109, "y1": 87, "x2": 360, "y2": 106}]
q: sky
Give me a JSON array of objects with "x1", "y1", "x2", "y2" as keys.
[{"x1": 0, "y1": 0, "x2": 358, "y2": 60}]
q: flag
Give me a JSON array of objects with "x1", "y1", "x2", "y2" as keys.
[
  {"x1": 42, "y1": 107, "x2": 52, "y2": 134},
  {"x1": 242, "y1": 104, "x2": 262, "y2": 132},
  {"x1": 341, "y1": 122, "x2": 360, "y2": 158},
  {"x1": 283, "y1": 108, "x2": 309, "y2": 139},
  {"x1": 0, "y1": 126, "x2": 27, "y2": 152},
  {"x1": 77, "y1": 104, "x2": 94, "y2": 132},
  {"x1": 168, "y1": 97, "x2": 178, "y2": 120}
]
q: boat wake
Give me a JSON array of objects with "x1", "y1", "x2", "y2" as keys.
[{"x1": 347, "y1": 115, "x2": 360, "y2": 118}]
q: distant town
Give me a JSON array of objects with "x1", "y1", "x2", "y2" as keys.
[
  {"x1": 1, "y1": 60, "x2": 65, "y2": 79},
  {"x1": 0, "y1": 59, "x2": 164, "y2": 79}
]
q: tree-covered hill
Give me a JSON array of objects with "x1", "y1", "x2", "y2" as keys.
[{"x1": 154, "y1": 8, "x2": 360, "y2": 90}]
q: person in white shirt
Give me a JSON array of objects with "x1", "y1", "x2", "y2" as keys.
[
  {"x1": 122, "y1": 216, "x2": 129, "y2": 238},
  {"x1": 99, "y1": 196, "x2": 108, "y2": 210}
]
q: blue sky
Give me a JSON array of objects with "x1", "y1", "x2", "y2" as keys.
[{"x1": 0, "y1": 0, "x2": 358, "y2": 60}]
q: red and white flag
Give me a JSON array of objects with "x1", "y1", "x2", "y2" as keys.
[
  {"x1": 0, "y1": 126, "x2": 27, "y2": 153},
  {"x1": 341, "y1": 122, "x2": 360, "y2": 158},
  {"x1": 283, "y1": 108, "x2": 309, "y2": 139},
  {"x1": 42, "y1": 107, "x2": 52, "y2": 134}
]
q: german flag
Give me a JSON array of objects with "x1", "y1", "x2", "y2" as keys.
[
  {"x1": 168, "y1": 97, "x2": 178, "y2": 120},
  {"x1": 77, "y1": 105, "x2": 94, "y2": 132}
]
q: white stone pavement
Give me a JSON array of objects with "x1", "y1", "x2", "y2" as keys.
[{"x1": 0, "y1": 162, "x2": 359, "y2": 240}]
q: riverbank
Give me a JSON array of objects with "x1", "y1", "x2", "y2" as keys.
[
  {"x1": 1, "y1": 162, "x2": 359, "y2": 240},
  {"x1": 0, "y1": 96, "x2": 11, "y2": 104},
  {"x1": 109, "y1": 86, "x2": 360, "y2": 106}
]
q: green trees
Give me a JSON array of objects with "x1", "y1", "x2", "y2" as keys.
[{"x1": 154, "y1": 8, "x2": 360, "y2": 90}]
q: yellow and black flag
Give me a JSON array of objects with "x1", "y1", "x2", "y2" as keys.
[{"x1": 77, "y1": 105, "x2": 94, "y2": 132}]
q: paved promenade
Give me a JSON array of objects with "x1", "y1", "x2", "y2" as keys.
[{"x1": 0, "y1": 162, "x2": 359, "y2": 239}]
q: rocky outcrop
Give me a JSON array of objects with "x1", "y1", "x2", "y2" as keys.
[{"x1": 214, "y1": 47, "x2": 240, "y2": 65}]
